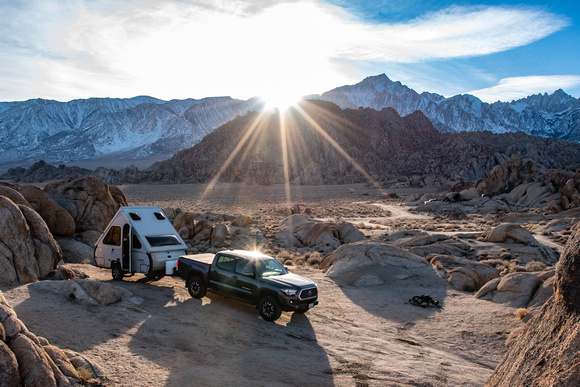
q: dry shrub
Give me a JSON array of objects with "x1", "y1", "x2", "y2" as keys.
[
  {"x1": 480, "y1": 259, "x2": 510, "y2": 270},
  {"x1": 77, "y1": 367, "x2": 93, "y2": 384},
  {"x1": 514, "y1": 308, "x2": 527, "y2": 319},
  {"x1": 284, "y1": 259, "x2": 293, "y2": 266},
  {"x1": 306, "y1": 252, "x2": 322, "y2": 266},
  {"x1": 525, "y1": 261, "x2": 546, "y2": 272}
]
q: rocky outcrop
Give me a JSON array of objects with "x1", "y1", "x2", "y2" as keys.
[
  {"x1": 320, "y1": 240, "x2": 430, "y2": 286},
  {"x1": 475, "y1": 272, "x2": 541, "y2": 308},
  {"x1": 485, "y1": 223, "x2": 558, "y2": 264},
  {"x1": 0, "y1": 290, "x2": 104, "y2": 385},
  {"x1": 486, "y1": 223, "x2": 536, "y2": 244},
  {"x1": 18, "y1": 185, "x2": 76, "y2": 236},
  {"x1": 430, "y1": 255, "x2": 499, "y2": 292},
  {"x1": 43, "y1": 176, "x2": 122, "y2": 233},
  {"x1": 485, "y1": 224, "x2": 580, "y2": 385},
  {"x1": 31, "y1": 279, "x2": 124, "y2": 305},
  {"x1": 0, "y1": 197, "x2": 62, "y2": 285},
  {"x1": 478, "y1": 156, "x2": 539, "y2": 196},
  {"x1": 0, "y1": 185, "x2": 30, "y2": 206},
  {"x1": 395, "y1": 234, "x2": 470, "y2": 258},
  {"x1": 56, "y1": 238, "x2": 95, "y2": 265},
  {"x1": 275, "y1": 214, "x2": 365, "y2": 253}
]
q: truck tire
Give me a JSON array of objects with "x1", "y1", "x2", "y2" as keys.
[
  {"x1": 111, "y1": 263, "x2": 124, "y2": 281},
  {"x1": 258, "y1": 296, "x2": 282, "y2": 322},
  {"x1": 187, "y1": 276, "x2": 207, "y2": 299}
]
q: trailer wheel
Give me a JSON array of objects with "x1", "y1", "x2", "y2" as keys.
[
  {"x1": 187, "y1": 276, "x2": 207, "y2": 299},
  {"x1": 111, "y1": 263, "x2": 124, "y2": 281},
  {"x1": 258, "y1": 295, "x2": 282, "y2": 322}
]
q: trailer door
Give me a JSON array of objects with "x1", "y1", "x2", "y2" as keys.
[
  {"x1": 97, "y1": 225, "x2": 122, "y2": 268},
  {"x1": 122, "y1": 224, "x2": 131, "y2": 271}
]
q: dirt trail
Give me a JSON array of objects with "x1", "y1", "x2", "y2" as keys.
[{"x1": 371, "y1": 203, "x2": 430, "y2": 220}]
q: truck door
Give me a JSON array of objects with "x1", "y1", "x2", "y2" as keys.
[
  {"x1": 209, "y1": 254, "x2": 237, "y2": 293},
  {"x1": 233, "y1": 258, "x2": 259, "y2": 302}
]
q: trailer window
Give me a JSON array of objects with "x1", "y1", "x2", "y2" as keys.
[
  {"x1": 154, "y1": 212, "x2": 166, "y2": 220},
  {"x1": 129, "y1": 213, "x2": 141, "y2": 221},
  {"x1": 103, "y1": 226, "x2": 121, "y2": 246},
  {"x1": 216, "y1": 255, "x2": 236, "y2": 272},
  {"x1": 132, "y1": 234, "x2": 142, "y2": 249},
  {"x1": 145, "y1": 235, "x2": 182, "y2": 247}
]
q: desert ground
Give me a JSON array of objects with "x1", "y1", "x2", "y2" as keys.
[{"x1": 2, "y1": 182, "x2": 555, "y2": 386}]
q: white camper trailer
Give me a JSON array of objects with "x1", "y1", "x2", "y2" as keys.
[{"x1": 94, "y1": 206, "x2": 187, "y2": 280}]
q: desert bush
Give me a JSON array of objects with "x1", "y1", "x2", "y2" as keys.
[
  {"x1": 525, "y1": 261, "x2": 546, "y2": 272},
  {"x1": 77, "y1": 367, "x2": 93, "y2": 384},
  {"x1": 514, "y1": 308, "x2": 527, "y2": 319},
  {"x1": 306, "y1": 252, "x2": 322, "y2": 266},
  {"x1": 480, "y1": 259, "x2": 510, "y2": 270}
]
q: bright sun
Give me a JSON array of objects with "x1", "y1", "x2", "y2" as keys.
[{"x1": 261, "y1": 93, "x2": 301, "y2": 112}]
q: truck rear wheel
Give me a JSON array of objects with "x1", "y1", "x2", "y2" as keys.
[
  {"x1": 258, "y1": 296, "x2": 282, "y2": 322},
  {"x1": 111, "y1": 263, "x2": 124, "y2": 281},
  {"x1": 187, "y1": 276, "x2": 207, "y2": 299}
]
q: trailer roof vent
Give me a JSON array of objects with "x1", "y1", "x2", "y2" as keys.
[
  {"x1": 154, "y1": 212, "x2": 166, "y2": 220},
  {"x1": 129, "y1": 213, "x2": 141, "y2": 221}
]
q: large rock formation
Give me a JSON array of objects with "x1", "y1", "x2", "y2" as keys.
[
  {"x1": 43, "y1": 175, "x2": 122, "y2": 233},
  {"x1": 485, "y1": 224, "x2": 580, "y2": 385},
  {"x1": 0, "y1": 197, "x2": 62, "y2": 285},
  {"x1": 18, "y1": 185, "x2": 76, "y2": 236},
  {"x1": 275, "y1": 214, "x2": 365, "y2": 253},
  {"x1": 0, "y1": 290, "x2": 103, "y2": 386},
  {"x1": 320, "y1": 240, "x2": 433, "y2": 286}
]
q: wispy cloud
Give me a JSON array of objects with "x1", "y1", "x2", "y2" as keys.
[
  {"x1": 340, "y1": 5, "x2": 570, "y2": 62},
  {"x1": 467, "y1": 75, "x2": 580, "y2": 103},
  {"x1": 0, "y1": 0, "x2": 572, "y2": 102}
]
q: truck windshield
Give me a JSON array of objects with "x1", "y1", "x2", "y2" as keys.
[
  {"x1": 145, "y1": 235, "x2": 182, "y2": 247},
  {"x1": 256, "y1": 258, "x2": 288, "y2": 278}
]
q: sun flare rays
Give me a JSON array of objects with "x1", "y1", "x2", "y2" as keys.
[{"x1": 193, "y1": 99, "x2": 384, "y2": 209}]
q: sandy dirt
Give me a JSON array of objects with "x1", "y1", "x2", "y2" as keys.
[{"x1": 1, "y1": 183, "x2": 528, "y2": 386}]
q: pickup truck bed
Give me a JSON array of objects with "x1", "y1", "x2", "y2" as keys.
[{"x1": 176, "y1": 250, "x2": 318, "y2": 322}]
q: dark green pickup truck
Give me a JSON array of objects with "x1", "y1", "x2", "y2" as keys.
[{"x1": 175, "y1": 250, "x2": 318, "y2": 322}]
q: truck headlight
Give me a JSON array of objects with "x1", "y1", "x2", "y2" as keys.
[{"x1": 281, "y1": 289, "x2": 297, "y2": 296}]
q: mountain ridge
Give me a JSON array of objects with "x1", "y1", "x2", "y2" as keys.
[
  {"x1": 1, "y1": 74, "x2": 579, "y2": 173},
  {"x1": 313, "y1": 74, "x2": 580, "y2": 141}
]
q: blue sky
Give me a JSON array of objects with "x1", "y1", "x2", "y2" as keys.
[{"x1": 1, "y1": 0, "x2": 578, "y2": 104}]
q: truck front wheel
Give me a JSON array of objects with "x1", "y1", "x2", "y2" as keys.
[
  {"x1": 111, "y1": 263, "x2": 124, "y2": 281},
  {"x1": 187, "y1": 276, "x2": 207, "y2": 299},
  {"x1": 258, "y1": 296, "x2": 282, "y2": 322}
]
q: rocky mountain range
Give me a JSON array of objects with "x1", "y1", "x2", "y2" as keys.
[
  {"x1": 314, "y1": 74, "x2": 580, "y2": 142},
  {"x1": 0, "y1": 95, "x2": 262, "y2": 168},
  {"x1": 1, "y1": 73, "x2": 579, "y2": 176},
  {"x1": 4, "y1": 99, "x2": 580, "y2": 187},
  {"x1": 89, "y1": 100, "x2": 579, "y2": 187}
]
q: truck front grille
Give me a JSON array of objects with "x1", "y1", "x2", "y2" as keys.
[{"x1": 299, "y1": 287, "x2": 318, "y2": 300}]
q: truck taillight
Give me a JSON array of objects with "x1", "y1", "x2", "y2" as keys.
[{"x1": 176, "y1": 258, "x2": 179, "y2": 267}]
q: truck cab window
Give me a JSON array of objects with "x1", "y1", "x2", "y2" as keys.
[
  {"x1": 216, "y1": 255, "x2": 236, "y2": 271},
  {"x1": 103, "y1": 226, "x2": 121, "y2": 246},
  {"x1": 235, "y1": 259, "x2": 254, "y2": 277}
]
